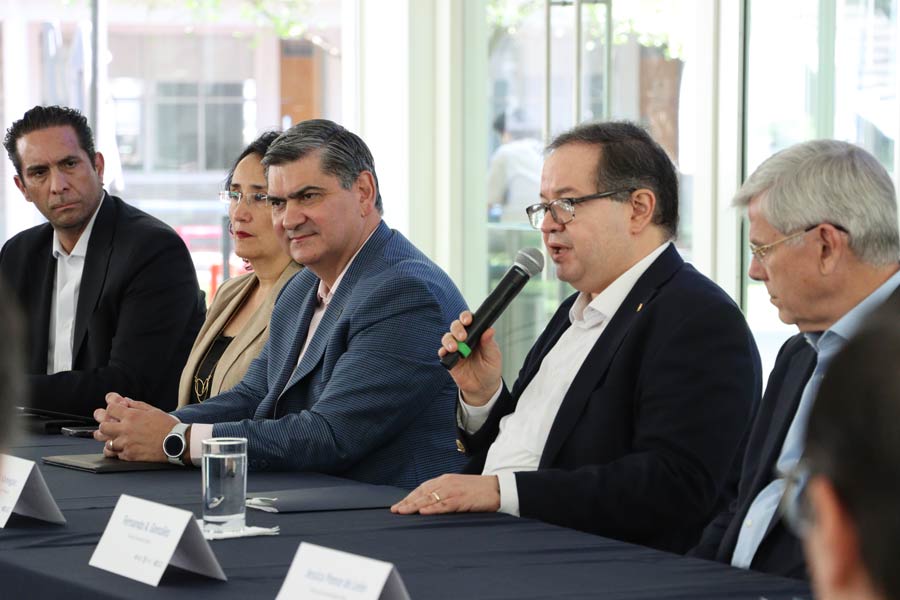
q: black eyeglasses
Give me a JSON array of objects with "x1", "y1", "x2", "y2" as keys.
[
  {"x1": 525, "y1": 188, "x2": 634, "y2": 230},
  {"x1": 218, "y1": 190, "x2": 268, "y2": 206},
  {"x1": 750, "y1": 223, "x2": 849, "y2": 262}
]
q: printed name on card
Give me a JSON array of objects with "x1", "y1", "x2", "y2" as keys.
[
  {"x1": 89, "y1": 494, "x2": 226, "y2": 586},
  {"x1": 277, "y1": 542, "x2": 410, "y2": 600},
  {"x1": 0, "y1": 455, "x2": 65, "y2": 527}
]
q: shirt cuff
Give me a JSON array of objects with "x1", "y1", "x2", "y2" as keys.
[
  {"x1": 496, "y1": 471, "x2": 520, "y2": 517},
  {"x1": 457, "y1": 381, "x2": 504, "y2": 434},
  {"x1": 189, "y1": 423, "x2": 214, "y2": 467}
]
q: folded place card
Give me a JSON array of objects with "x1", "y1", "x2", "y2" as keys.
[
  {"x1": 0, "y1": 454, "x2": 66, "y2": 527},
  {"x1": 277, "y1": 542, "x2": 410, "y2": 600},
  {"x1": 247, "y1": 484, "x2": 407, "y2": 513},
  {"x1": 90, "y1": 494, "x2": 226, "y2": 586}
]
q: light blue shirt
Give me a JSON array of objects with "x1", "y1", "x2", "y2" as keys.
[{"x1": 731, "y1": 270, "x2": 900, "y2": 568}]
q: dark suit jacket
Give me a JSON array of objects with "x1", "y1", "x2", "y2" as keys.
[
  {"x1": 692, "y1": 284, "x2": 900, "y2": 578},
  {"x1": 174, "y1": 221, "x2": 468, "y2": 488},
  {"x1": 0, "y1": 194, "x2": 205, "y2": 417},
  {"x1": 690, "y1": 334, "x2": 814, "y2": 577},
  {"x1": 462, "y1": 244, "x2": 762, "y2": 554}
]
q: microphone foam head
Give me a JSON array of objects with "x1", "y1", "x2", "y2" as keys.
[{"x1": 515, "y1": 247, "x2": 545, "y2": 277}]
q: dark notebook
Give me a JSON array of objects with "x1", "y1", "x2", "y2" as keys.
[
  {"x1": 16, "y1": 406, "x2": 95, "y2": 434},
  {"x1": 42, "y1": 454, "x2": 182, "y2": 473},
  {"x1": 246, "y1": 485, "x2": 407, "y2": 513}
]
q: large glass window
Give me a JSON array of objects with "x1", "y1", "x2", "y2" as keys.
[
  {"x1": 744, "y1": 0, "x2": 898, "y2": 377},
  {"x1": 485, "y1": 0, "x2": 712, "y2": 383},
  {"x1": 0, "y1": 0, "x2": 344, "y2": 302}
]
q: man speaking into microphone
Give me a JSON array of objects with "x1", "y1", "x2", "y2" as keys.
[{"x1": 393, "y1": 121, "x2": 762, "y2": 554}]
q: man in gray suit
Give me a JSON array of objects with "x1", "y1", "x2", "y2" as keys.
[{"x1": 95, "y1": 120, "x2": 468, "y2": 488}]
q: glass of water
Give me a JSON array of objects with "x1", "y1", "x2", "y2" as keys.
[{"x1": 201, "y1": 437, "x2": 247, "y2": 534}]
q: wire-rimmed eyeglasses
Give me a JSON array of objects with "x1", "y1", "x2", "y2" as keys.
[
  {"x1": 524, "y1": 188, "x2": 634, "y2": 230},
  {"x1": 750, "y1": 223, "x2": 849, "y2": 262},
  {"x1": 218, "y1": 190, "x2": 268, "y2": 206}
]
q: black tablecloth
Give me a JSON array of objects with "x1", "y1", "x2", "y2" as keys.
[{"x1": 1, "y1": 435, "x2": 812, "y2": 599}]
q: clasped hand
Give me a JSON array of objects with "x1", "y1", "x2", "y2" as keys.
[{"x1": 93, "y1": 392, "x2": 177, "y2": 462}]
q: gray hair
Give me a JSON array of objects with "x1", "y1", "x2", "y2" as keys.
[
  {"x1": 262, "y1": 119, "x2": 383, "y2": 214},
  {"x1": 734, "y1": 139, "x2": 899, "y2": 266}
]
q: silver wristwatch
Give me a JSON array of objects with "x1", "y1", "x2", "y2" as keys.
[{"x1": 163, "y1": 422, "x2": 191, "y2": 466}]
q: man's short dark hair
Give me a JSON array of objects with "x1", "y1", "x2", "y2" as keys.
[
  {"x1": 805, "y1": 313, "x2": 900, "y2": 599},
  {"x1": 547, "y1": 121, "x2": 679, "y2": 239},
  {"x1": 262, "y1": 119, "x2": 383, "y2": 214},
  {"x1": 0, "y1": 284, "x2": 25, "y2": 449},
  {"x1": 3, "y1": 105, "x2": 97, "y2": 179}
]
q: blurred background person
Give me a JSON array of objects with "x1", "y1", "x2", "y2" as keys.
[
  {"x1": 781, "y1": 309, "x2": 900, "y2": 600},
  {"x1": 0, "y1": 283, "x2": 26, "y2": 458},
  {"x1": 486, "y1": 111, "x2": 543, "y2": 224},
  {"x1": 178, "y1": 131, "x2": 301, "y2": 406}
]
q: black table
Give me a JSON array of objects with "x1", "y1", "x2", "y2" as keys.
[{"x1": 1, "y1": 435, "x2": 812, "y2": 599}]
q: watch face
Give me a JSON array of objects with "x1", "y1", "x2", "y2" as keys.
[{"x1": 163, "y1": 433, "x2": 184, "y2": 458}]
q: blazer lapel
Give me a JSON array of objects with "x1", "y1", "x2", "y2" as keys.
[
  {"x1": 30, "y1": 237, "x2": 56, "y2": 374},
  {"x1": 272, "y1": 223, "x2": 392, "y2": 406},
  {"x1": 538, "y1": 244, "x2": 683, "y2": 468},
  {"x1": 207, "y1": 275, "x2": 260, "y2": 387},
  {"x1": 755, "y1": 348, "x2": 815, "y2": 492},
  {"x1": 260, "y1": 279, "x2": 320, "y2": 418},
  {"x1": 72, "y1": 195, "x2": 115, "y2": 362},
  {"x1": 281, "y1": 294, "x2": 343, "y2": 390}
]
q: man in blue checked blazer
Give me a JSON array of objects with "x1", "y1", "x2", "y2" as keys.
[{"x1": 94, "y1": 120, "x2": 468, "y2": 489}]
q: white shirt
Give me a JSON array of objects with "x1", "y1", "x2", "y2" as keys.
[
  {"x1": 47, "y1": 195, "x2": 104, "y2": 374},
  {"x1": 188, "y1": 225, "x2": 379, "y2": 465},
  {"x1": 459, "y1": 242, "x2": 671, "y2": 516}
]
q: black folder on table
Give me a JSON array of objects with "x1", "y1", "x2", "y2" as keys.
[
  {"x1": 42, "y1": 454, "x2": 182, "y2": 473},
  {"x1": 16, "y1": 406, "x2": 95, "y2": 434},
  {"x1": 246, "y1": 484, "x2": 407, "y2": 513}
]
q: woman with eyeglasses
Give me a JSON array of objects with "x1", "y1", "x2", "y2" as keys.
[{"x1": 176, "y1": 131, "x2": 301, "y2": 406}]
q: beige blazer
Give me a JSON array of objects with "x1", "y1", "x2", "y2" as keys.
[{"x1": 177, "y1": 262, "x2": 302, "y2": 407}]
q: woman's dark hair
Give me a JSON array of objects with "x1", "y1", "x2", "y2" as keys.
[{"x1": 224, "y1": 130, "x2": 282, "y2": 189}]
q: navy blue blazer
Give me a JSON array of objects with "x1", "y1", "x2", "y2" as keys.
[
  {"x1": 692, "y1": 285, "x2": 900, "y2": 578},
  {"x1": 174, "y1": 221, "x2": 468, "y2": 488},
  {"x1": 0, "y1": 193, "x2": 204, "y2": 416},
  {"x1": 690, "y1": 334, "x2": 813, "y2": 577},
  {"x1": 462, "y1": 244, "x2": 762, "y2": 553}
]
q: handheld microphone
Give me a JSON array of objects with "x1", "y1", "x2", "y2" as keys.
[{"x1": 440, "y1": 247, "x2": 544, "y2": 370}]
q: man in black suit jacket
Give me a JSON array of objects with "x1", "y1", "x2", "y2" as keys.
[
  {"x1": 0, "y1": 105, "x2": 204, "y2": 417},
  {"x1": 691, "y1": 139, "x2": 900, "y2": 578},
  {"x1": 393, "y1": 122, "x2": 762, "y2": 554}
]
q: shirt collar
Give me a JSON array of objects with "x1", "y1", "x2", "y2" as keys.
[
  {"x1": 51, "y1": 193, "x2": 104, "y2": 260},
  {"x1": 806, "y1": 269, "x2": 900, "y2": 354},
  {"x1": 315, "y1": 224, "x2": 380, "y2": 306},
  {"x1": 569, "y1": 241, "x2": 671, "y2": 329}
]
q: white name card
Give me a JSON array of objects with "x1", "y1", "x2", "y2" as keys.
[
  {"x1": 0, "y1": 454, "x2": 66, "y2": 527},
  {"x1": 89, "y1": 494, "x2": 226, "y2": 586},
  {"x1": 277, "y1": 542, "x2": 410, "y2": 600}
]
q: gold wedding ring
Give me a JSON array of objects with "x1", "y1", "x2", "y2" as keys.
[
  {"x1": 431, "y1": 491, "x2": 441, "y2": 503},
  {"x1": 107, "y1": 440, "x2": 114, "y2": 451}
]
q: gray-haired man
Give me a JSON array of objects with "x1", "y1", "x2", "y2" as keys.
[
  {"x1": 691, "y1": 139, "x2": 900, "y2": 578},
  {"x1": 95, "y1": 120, "x2": 468, "y2": 488}
]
